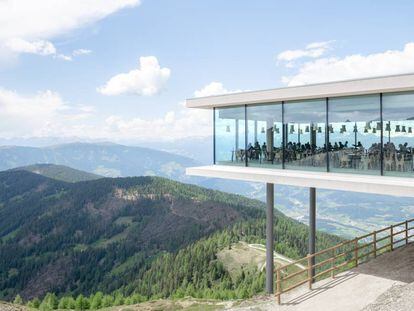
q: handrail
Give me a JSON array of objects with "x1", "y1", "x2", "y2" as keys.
[{"x1": 275, "y1": 218, "x2": 414, "y2": 305}]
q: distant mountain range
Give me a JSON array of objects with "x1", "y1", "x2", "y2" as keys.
[{"x1": 0, "y1": 142, "x2": 198, "y2": 182}]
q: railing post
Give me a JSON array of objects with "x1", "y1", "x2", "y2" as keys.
[
  {"x1": 276, "y1": 269, "x2": 281, "y2": 305},
  {"x1": 307, "y1": 254, "x2": 312, "y2": 289},
  {"x1": 405, "y1": 220, "x2": 409, "y2": 245},
  {"x1": 331, "y1": 248, "x2": 335, "y2": 279},
  {"x1": 390, "y1": 225, "x2": 394, "y2": 251},
  {"x1": 354, "y1": 239, "x2": 358, "y2": 267},
  {"x1": 373, "y1": 231, "x2": 377, "y2": 258}
]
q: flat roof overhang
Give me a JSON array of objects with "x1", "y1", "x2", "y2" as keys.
[
  {"x1": 187, "y1": 165, "x2": 414, "y2": 197},
  {"x1": 186, "y1": 73, "x2": 414, "y2": 109}
]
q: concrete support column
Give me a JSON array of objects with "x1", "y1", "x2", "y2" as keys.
[
  {"x1": 266, "y1": 183, "x2": 274, "y2": 294},
  {"x1": 309, "y1": 187, "x2": 316, "y2": 281}
]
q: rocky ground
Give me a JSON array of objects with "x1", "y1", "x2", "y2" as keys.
[
  {"x1": 0, "y1": 301, "x2": 28, "y2": 311},
  {"x1": 362, "y1": 282, "x2": 414, "y2": 311}
]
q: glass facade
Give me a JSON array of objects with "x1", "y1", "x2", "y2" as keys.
[
  {"x1": 246, "y1": 103, "x2": 283, "y2": 168},
  {"x1": 383, "y1": 92, "x2": 414, "y2": 177},
  {"x1": 213, "y1": 91, "x2": 414, "y2": 178},
  {"x1": 214, "y1": 106, "x2": 246, "y2": 166},
  {"x1": 284, "y1": 99, "x2": 326, "y2": 171},
  {"x1": 328, "y1": 95, "x2": 381, "y2": 174}
]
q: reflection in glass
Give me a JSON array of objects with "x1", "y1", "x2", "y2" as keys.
[
  {"x1": 284, "y1": 99, "x2": 326, "y2": 171},
  {"x1": 246, "y1": 103, "x2": 283, "y2": 167},
  {"x1": 328, "y1": 95, "x2": 380, "y2": 174},
  {"x1": 214, "y1": 107, "x2": 246, "y2": 165},
  {"x1": 383, "y1": 92, "x2": 414, "y2": 177}
]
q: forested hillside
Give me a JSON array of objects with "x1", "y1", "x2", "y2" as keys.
[{"x1": 0, "y1": 169, "x2": 342, "y2": 304}]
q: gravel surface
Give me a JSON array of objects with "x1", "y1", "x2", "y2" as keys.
[
  {"x1": 0, "y1": 302, "x2": 27, "y2": 311},
  {"x1": 362, "y1": 282, "x2": 414, "y2": 311}
]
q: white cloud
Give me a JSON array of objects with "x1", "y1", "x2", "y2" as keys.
[
  {"x1": 97, "y1": 56, "x2": 171, "y2": 96},
  {"x1": 194, "y1": 81, "x2": 246, "y2": 97},
  {"x1": 0, "y1": 82, "x2": 230, "y2": 141},
  {"x1": 73, "y1": 49, "x2": 92, "y2": 56},
  {"x1": 0, "y1": 87, "x2": 95, "y2": 137},
  {"x1": 5, "y1": 38, "x2": 56, "y2": 56},
  {"x1": 283, "y1": 43, "x2": 414, "y2": 86},
  {"x1": 56, "y1": 54, "x2": 73, "y2": 61},
  {"x1": 277, "y1": 40, "x2": 334, "y2": 62},
  {"x1": 0, "y1": 0, "x2": 140, "y2": 60},
  {"x1": 103, "y1": 108, "x2": 211, "y2": 141}
]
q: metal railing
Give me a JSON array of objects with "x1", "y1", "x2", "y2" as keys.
[{"x1": 275, "y1": 218, "x2": 414, "y2": 304}]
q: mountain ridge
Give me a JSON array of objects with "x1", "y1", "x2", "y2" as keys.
[{"x1": 11, "y1": 164, "x2": 102, "y2": 183}]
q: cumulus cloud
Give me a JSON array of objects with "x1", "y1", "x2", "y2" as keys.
[
  {"x1": 0, "y1": 81, "x2": 235, "y2": 140},
  {"x1": 73, "y1": 49, "x2": 92, "y2": 56},
  {"x1": 194, "y1": 81, "x2": 246, "y2": 97},
  {"x1": 103, "y1": 108, "x2": 211, "y2": 141},
  {"x1": 0, "y1": 0, "x2": 140, "y2": 60},
  {"x1": 97, "y1": 56, "x2": 171, "y2": 96},
  {"x1": 0, "y1": 87, "x2": 95, "y2": 137},
  {"x1": 282, "y1": 43, "x2": 414, "y2": 86},
  {"x1": 4, "y1": 38, "x2": 56, "y2": 56},
  {"x1": 277, "y1": 40, "x2": 334, "y2": 62},
  {"x1": 56, "y1": 54, "x2": 73, "y2": 61}
]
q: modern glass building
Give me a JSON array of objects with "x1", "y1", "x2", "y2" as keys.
[
  {"x1": 214, "y1": 92, "x2": 414, "y2": 177},
  {"x1": 186, "y1": 74, "x2": 414, "y2": 294}
]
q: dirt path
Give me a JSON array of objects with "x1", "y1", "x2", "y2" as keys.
[{"x1": 248, "y1": 244, "x2": 306, "y2": 270}]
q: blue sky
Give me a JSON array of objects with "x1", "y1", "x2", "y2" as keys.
[{"x1": 1, "y1": 0, "x2": 414, "y2": 142}]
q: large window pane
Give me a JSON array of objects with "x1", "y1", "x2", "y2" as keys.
[
  {"x1": 246, "y1": 103, "x2": 283, "y2": 168},
  {"x1": 214, "y1": 106, "x2": 246, "y2": 166},
  {"x1": 328, "y1": 95, "x2": 380, "y2": 174},
  {"x1": 284, "y1": 99, "x2": 327, "y2": 171},
  {"x1": 383, "y1": 92, "x2": 414, "y2": 177}
]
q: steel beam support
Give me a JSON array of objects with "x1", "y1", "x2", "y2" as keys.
[
  {"x1": 266, "y1": 183, "x2": 274, "y2": 294},
  {"x1": 309, "y1": 187, "x2": 316, "y2": 281}
]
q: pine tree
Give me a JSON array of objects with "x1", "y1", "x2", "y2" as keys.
[
  {"x1": 90, "y1": 291, "x2": 103, "y2": 309},
  {"x1": 13, "y1": 294, "x2": 23, "y2": 305}
]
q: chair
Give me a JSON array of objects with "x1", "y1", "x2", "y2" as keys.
[
  {"x1": 396, "y1": 154, "x2": 406, "y2": 172},
  {"x1": 359, "y1": 155, "x2": 369, "y2": 170},
  {"x1": 384, "y1": 152, "x2": 394, "y2": 171},
  {"x1": 313, "y1": 153, "x2": 326, "y2": 167},
  {"x1": 339, "y1": 151, "x2": 350, "y2": 168}
]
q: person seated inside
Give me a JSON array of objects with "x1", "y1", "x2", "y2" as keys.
[
  {"x1": 344, "y1": 141, "x2": 349, "y2": 148},
  {"x1": 255, "y1": 141, "x2": 261, "y2": 157},
  {"x1": 339, "y1": 142, "x2": 344, "y2": 149},
  {"x1": 247, "y1": 143, "x2": 254, "y2": 159},
  {"x1": 328, "y1": 142, "x2": 333, "y2": 151},
  {"x1": 400, "y1": 142, "x2": 409, "y2": 154},
  {"x1": 334, "y1": 142, "x2": 339, "y2": 150},
  {"x1": 356, "y1": 141, "x2": 364, "y2": 152},
  {"x1": 261, "y1": 142, "x2": 267, "y2": 159}
]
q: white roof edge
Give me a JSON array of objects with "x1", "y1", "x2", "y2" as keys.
[
  {"x1": 186, "y1": 165, "x2": 414, "y2": 197},
  {"x1": 186, "y1": 73, "x2": 414, "y2": 109}
]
